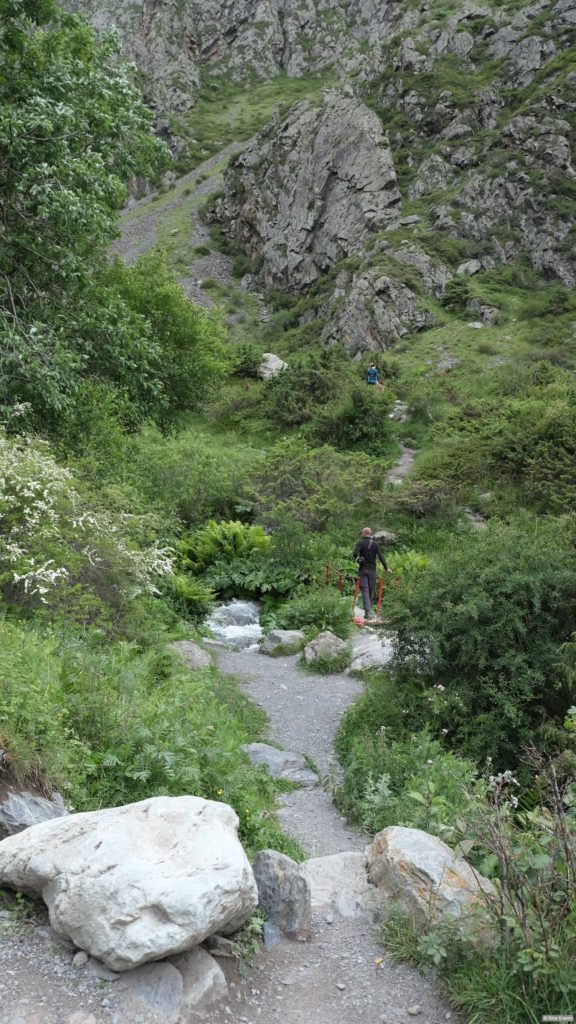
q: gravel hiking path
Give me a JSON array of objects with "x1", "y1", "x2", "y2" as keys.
[
  {"x1": 387, "y1": 444, "x2": 416, "y2": 485},
  {"x1": 112, "y1": 143, "x2": 245, "y2": 307},
  {"x1": 205, "y1": 645, "x2": 455, "y2": 1024}
]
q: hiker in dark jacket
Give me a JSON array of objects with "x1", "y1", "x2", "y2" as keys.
[{"x1": 353, "y1": 527, "x2": 391, "y2": 624}]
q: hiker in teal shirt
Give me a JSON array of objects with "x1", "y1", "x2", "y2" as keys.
[{"x1": 366, "y1": 363, "x2": 379, "y2": 385}]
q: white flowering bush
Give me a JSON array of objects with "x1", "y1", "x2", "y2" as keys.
[{"x1": 0, "y1": 431, "x2": 174, "y2": 619}]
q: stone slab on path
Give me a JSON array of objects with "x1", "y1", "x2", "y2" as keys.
[{"x1": 241, "y1": 743, "x2": 319, "y2": 787}]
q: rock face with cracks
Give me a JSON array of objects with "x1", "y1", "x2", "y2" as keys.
[
  {"x1": 0, "y1": 796, "x2": 258, "y2": 972},
  {"x1": 214, "y1": 91, "x2": 400, "y2": 290}
]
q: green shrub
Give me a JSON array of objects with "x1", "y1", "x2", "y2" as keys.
[
  {"x1": 252, "y1": 438, "x2": 386, "y2": 532},
  {"x1": 164, "y1": 574, "x2": 215, "y2": 619},
  {"x1": 126, "y1": 426, "x2": 262, "y2": 527},
  {"x1": 378, "y1": 746, "x2": 576, "y2": 1024},
  {"x1": 0, "y1": 430, "x2": 173, "y2": 634},
  {"x1": 232, "y1": 343, "x2": 263, "y2": 379},
  {"x1": 0, "y1": 619, "x2": 300, "y2": 858},
  {"x1": 179, "y1": 520, "x2": 271, "y2": 574},
  {"x1": 310, "y1": 386, "x2": 394, "y2": 453},
  {"x1": 392, "y1": 514, "x2": 576, "y2": 768},
  {"x1": 277, "y1": 587, "x2": 353, "y2": 639},
  {"x1": 440, "y1": 278, "x2": 472, "y2": 312},
  {"x1": 337, "y1": 728, "x2": 479, "y2": 838}
]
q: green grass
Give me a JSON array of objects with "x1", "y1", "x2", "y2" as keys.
[{"x1": 171, "y1": 72, "x2": 336, "y2": 171}]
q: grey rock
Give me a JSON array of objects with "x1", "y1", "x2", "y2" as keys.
[
  {"x1": 261, "y1": 629, "x2": 305, "y2": 655},
  {"x1": 373, "y1": 530, "x2": 399, "y2": 547},
  {"x1": 168, "y1": 947, "x2": 227, "y2": 1016},
  {"x1": 456, "y1": 259, "x2": 483, "y2": 277},
  {"x1": 0, "y1": 789, "x2": 68, "y2": 839},
  {"x1": 252, "y1": 850, "x2": 311, "y2": 939},
  {"x1": 214, "y1": 90, "x2": 400, "y2": 290},
  {"x1": 390, "y1": 248, "x2": 451, "y2": 298},
  {"x1": 258, "y1": 353, "x2": 288, "y2": 381},
  {"x1": 73, "y1": 950, "x2": 89, "y2": 967},
  {"x1": 85, "y1": 957, "x2": 121, "y2": 982},
  {"x1": 322, "y1": 268, "x2": 434, "y2": 354},
  {"x1": 302, "y1": 631, "x2": 349, "y2": 667},
  {"x1": 263, "y1": 920, "x2": 283, "y2": 949},
  {"x1": 408, "y1": 155, "x2": 454, "y2": 200},
  {"x1": 241, "y1": 743, "x2": 319, "y2": 787},
  {"x1": 348, "y1": 632, "x2": 394, "y2": 673},
  {"x1": 115, "y1": 962, "x2": 183, "y2": 1024},
  {"x1": 169, "y1": 640, "x2": 212, "y2": 671},
  {"x1": 300, "y1": 852, "x2": 388, "y2": 921}
]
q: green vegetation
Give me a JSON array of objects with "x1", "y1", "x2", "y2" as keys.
[
  {"x1": 172, "y1": 72, "x2": 334, "y2": 170},
  {"x1": 1, "y1": 0, "x2": 575, "y2": 1015}
]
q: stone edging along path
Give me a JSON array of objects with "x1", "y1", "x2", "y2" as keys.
[{"x1": 204, "y1": 644, "x2": 455, "y2": 1024}]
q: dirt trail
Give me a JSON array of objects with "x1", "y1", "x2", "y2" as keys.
[{"x1": 203, "y1": 646, "x2": 454, "y2": 1024}]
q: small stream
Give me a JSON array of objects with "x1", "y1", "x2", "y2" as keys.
[{"x1": 205, "y1": 599, "x2": 262, "y2": 648}]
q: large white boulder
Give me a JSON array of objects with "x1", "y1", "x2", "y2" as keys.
[
  {"x1": 258, "y1": 352, "x2": 288, "y2": 380},
  {"x1": 0, "y1": 796, "x2": 258, "y2": 971},
  {"x1": 367, "y1": 826, "x2": 495, "y2": 924}
]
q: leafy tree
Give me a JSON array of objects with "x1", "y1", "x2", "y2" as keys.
[{"x1": 0, "y1": 0, "x2": 166, "y2": 424}]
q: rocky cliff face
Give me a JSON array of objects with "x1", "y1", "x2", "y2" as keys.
[
  {"x1": 61, "y1": 0, "x2": 439, "y2": 116},
  {"x1": 71, "y1": 0, "x2": 576, "y2": 354},
  {"x1": 211, "y1": 0, "x2": 576, "y2": 352},
  {"x1": 214, "y1": 91, "x2": 400, "y2": 290}
]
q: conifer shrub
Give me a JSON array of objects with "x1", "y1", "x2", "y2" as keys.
[{"x1": 392, "y1": 514, "x2": 576, "y2": 769}]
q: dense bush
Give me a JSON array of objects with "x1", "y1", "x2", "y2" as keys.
[
  {"x1": 392, "y1": 515, "x2": 576, "y2": 768},
  {"x1": 0, "y1": 431, "x2": 173, "y2": 633},
  {"x1": 125, "y1": 427, "x2": 262, "y2": 527},
  {"x1": 310, "y1": 386, "x2": 394, "y2": 453},
  {"x1": 337, "y1": 726, "x2": 478, "y2": 838},
  {"x1": 252, "y1": 438, "x2": 386, "y2": 532}
]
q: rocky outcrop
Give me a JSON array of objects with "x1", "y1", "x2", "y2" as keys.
[
  {"x1": 321, "y1": 267, "x2": 434, "y2": 354},
  {"x1": 214, "y1": 91, "x2": 400, "y2": 290},
  {"x1": 367, "y1": 826, "x2": 496, "y2": 926},
  {"x1": 0, "y1": 796, "x2": 258, "y2": 971},
  {"x1": 63, "y1": 0, "x2": 201, "y2": 113}
]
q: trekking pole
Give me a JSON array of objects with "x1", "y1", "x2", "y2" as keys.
[{"x1": 376, "y1": 575, "x2": 384, "y2": 614}]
